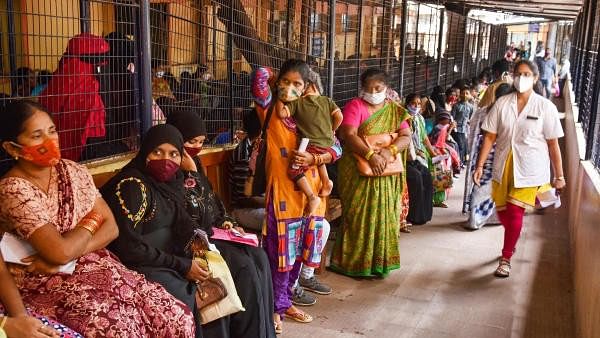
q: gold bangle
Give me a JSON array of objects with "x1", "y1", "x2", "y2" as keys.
[
  {"x1": 389, "y1": 144, "x2": 399, "y2": 156},
  {"x1": 78, "y1": 219, "x2": 100, "y2": 235},
  {"x1": 0, "y1": 316, "x2": 7, "y2": 330},
  {"x1": 364, "y1": 149, "x2": 375, "y2": 161},
  {"x1": 84, "y1": 211, "x2": 104, "y2": 224}
]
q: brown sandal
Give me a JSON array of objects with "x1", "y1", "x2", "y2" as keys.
[
  {"x1": 285, "y1": 306, "x2": 313, "y2": 323},
  {"x1": 273, "y1": 314, "x2": 283, "y2": 334},
  {"x1": 400, "y1": 222, "x2": 412, "y2": 233},
  {"x1": 494, "y1": 258, "x2": 511, "y2": 278}
]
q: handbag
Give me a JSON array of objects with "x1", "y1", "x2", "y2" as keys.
[
  {"x1": 195, "y1": 274, "x2": 227, "y2": 309},
  {"x1": 431, "y1": 163, "x2": 453, "y2": 192},
  {"x1": 246, "y1": 105, "x2": 275, "y2": 196},
  {"x1": 352, "y1": 132, "x2": 404, "y2": 176},
  {"x1": 200, "y1": 250, "x2": 245, "y2": 324},
  {"x1": 187, "y1": 229, "x2": 245, "y2": 324}
]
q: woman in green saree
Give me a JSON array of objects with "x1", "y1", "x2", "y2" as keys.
[{"x1": 331, "y1": 68, "x2": 412, "y2": 278}]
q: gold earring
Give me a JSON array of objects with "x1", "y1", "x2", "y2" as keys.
[{"x1": 14, "y1": 156, "x2": 18, "y2": 160}]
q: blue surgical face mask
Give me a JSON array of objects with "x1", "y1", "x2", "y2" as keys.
[{"x1": 407, "y1": 106, "x2": 421, "y2": 115}]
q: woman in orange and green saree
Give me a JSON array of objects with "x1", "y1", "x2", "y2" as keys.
[{"x1": 331, "y1": 68, "x2": 411, "y2": 278}]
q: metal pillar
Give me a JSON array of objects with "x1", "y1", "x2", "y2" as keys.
[
  {"x1": 6, "y1": 0, "x2": 18, "y2": 97},
  {"x1": 138, "y1": 0, "x2": 154, "y2": 135},
  {"x1": 327, "y1": 0, "x2": 336, "y2": 97},
  {"x1": 436, "y1": 9, "x2": 445, "y2": 86},
  {"x1": 227, "y1": 4, "x2": 234, "y2": 139},
  {"x1": 356, "y1": 0, "x2": 364, "y2": 96},
  {"x1": 399, "y1": 0, "x2": 408, "y2": 96},
  {"x1": 80, "y1": 0, "x2": 91, "y2": 33}
]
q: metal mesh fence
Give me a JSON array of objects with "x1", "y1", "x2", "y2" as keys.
[
  {"x1": 572, "y1": 0, "x2": 600, "y2": 169},
  {"x1": 0, "y1": 0, "x2": 509, "y2": 167},
  {"x1": 0, "y1": 0, "x2": 141, "y2": 164}
]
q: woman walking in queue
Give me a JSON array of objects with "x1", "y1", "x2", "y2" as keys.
[
  {"x1": 330, "y1": 68, "x2": 411, "y2": 278},
  {"x1": 474, "y1": 60, "x2": 565, "y2": 278}
]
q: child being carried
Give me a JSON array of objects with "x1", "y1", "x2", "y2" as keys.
[{"x1": 278, "y1": 69, "x2": 343, "y2": 216}]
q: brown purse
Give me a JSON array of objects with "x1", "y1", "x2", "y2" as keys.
[
  {"x1": 353, "y1": 132, "x2": 404, "y2": 176},
  {"x1": 195, "y1": 276, "x2": 228, "y2": 309},
  {"x1": 187, "y1": 230, "x2": 229, "y2": 310}
]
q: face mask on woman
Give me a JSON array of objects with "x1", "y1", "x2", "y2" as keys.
[
  {"x1": 361, "y1": 89, "x2": 387, "y2": 105},
  {"x1": 184, "y1": 146, "x2": 202, "y2": 157},
  {"x1": 278, "y1": 85, "x2": 301, "y2": 103},
  {"x1": 513, "y1": 75, "x2": 534, "y2": 93},
  {"x1": 407, "y1": 105, "x2": 420, "y2": 115},
  {"x1": 11, "y1": 138, "x2": 61, "y2": 167},
  {"x1": 146, "y1": 159, "x2": 180, "y2": 182}
]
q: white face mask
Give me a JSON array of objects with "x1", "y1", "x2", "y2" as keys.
[
  {"x1": 514, "y1": 75, "x2": 534, "y2": 93},
  {"x1": 361, "y1": 88, "x2": 387, "y2": 105}
]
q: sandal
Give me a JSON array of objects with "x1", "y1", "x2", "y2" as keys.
[
  {"x1": 400, "y1": 222, "x2": 412, "y2": 233},
  {"x1": 494, "y1": 258, "x2": 511, "y2": 278},
  {"x1": 434, "y1": 202, "x2": 449, "y2": 208},
  {"x1": 273, "y1": 314, "x2": 283, "y2": 334},
  {"x1": 284, "y1": 306, "x2": 313, "y2": 323}
]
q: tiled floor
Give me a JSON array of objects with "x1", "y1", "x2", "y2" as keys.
[{"x1": 282, "y1": 175, "x2": 575, "y2": 338}]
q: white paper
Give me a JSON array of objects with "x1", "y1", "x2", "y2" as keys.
[
  {"x1": 0, "y1": 232, "x2": 77, "y2": 274},
  {"x1": 298, "y1": 138, "x2": 310, "y2": 152},
  {"x1": 537, "y1": 188, "x2": 561, "y2": 209},
  {"x1": 431, "y1": 153, "x2": 449, "y2": 164},
  {"x1": 292, "y1": 138, "x2": 311, "y2": 169}
]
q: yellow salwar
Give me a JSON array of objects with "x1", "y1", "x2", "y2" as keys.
[{"x1": 492, "y1": 151, "x2": 552, "y2": 211}]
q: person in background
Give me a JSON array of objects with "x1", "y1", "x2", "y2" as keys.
[
  {"x1": 479, "y1": 59, "x2": 512, "y2": 109},
  {"x1": 405, "y1": 93, "x2": 436, "y2": 227},
  {"x1": 462, "y1": 83, "x2": 513, "y2": 230},
  {"x1": 451, "y1": 86, "x2": 474, "y2": 164},
  {"x1": 430, "y1": 86, "x2": 447, "y2": 112},
  {"x1": 40, "y1": 33, "x2": 109, "y2": 162},
  {"x1": 474, "y1": 60, "x2": 565, "y2": 278},
  {"x1": 538, "y1": 48, "x2": 557, "y2": 99},
  {"x1": 0, "y1": 100, "x2": 194, "y2": 337},
  {"x1": 229, "y1": 109, "x2": 265, "y2": 232},
  {"x1": 331, "y1": 68, "x2": 411, "y2": 277},
  {"x1": 523, "y1": 41, "x2": 532, "y2": 60},
  {"x1": 421, "y1": 96, "x2": 436, "y2": 134},
  {"x1": 1, "y1": 254, "x2": 82, "y2": 338},
  {"x1": 14, "y1": 67, "x2": 36, "y2": 98},
  {"x1": 429, "y1": 111, "x2": 459, "y2": 208},
  {"x1": 558, "y1": 56, "x2": 571, "y2": 98},
  {"x1": 92, "y1": 31, "x2": 137, "y2": 159},
  {"x1": 445, "y1": 87, "x2": 460, "y2": 108},
  {"x1": 30, "y1": 70, "x2": 52, "y2": 97}
]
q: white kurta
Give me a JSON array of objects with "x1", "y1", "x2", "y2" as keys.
[{"x1": 481, "y1": 92, "x2": 563, "y2": 188}]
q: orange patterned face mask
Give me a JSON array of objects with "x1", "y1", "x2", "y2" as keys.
[{"x1": 11, "y1": 138, "x2": 61, "y2": 167}]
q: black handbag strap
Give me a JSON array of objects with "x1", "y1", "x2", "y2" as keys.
[{"x1": 260, "y1": 103, "x2": 276, "y2": 139}]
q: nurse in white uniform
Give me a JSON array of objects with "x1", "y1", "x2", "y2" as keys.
[{"x1": 473, "y1": 60, "x2": 566, "y2": 278}]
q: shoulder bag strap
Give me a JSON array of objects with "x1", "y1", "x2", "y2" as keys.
[{"x1": 260, "y1": 103, "x2": 276, "y2": 139}]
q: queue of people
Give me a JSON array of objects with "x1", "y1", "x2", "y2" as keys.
[{"x1": 0, "y1": 49, "x2": 565, "y2": 337}]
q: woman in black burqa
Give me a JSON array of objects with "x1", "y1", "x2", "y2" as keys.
[{"x1": 102, "y1": 122, "x2": 275, "y2": 338}]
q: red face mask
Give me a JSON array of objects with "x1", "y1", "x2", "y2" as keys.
[
  {"x1": 146, "y1": 159, "x2": 180, "y2": 182},
  {"x1": 446, "y1": 96, "x2": 458, "y2": 106},
  {"x1": 12, "y1": 138, "x2": 61, "y2": 167},
  {"x1": 184, "y1": 146, "x2": 202, "y2": 158}
]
